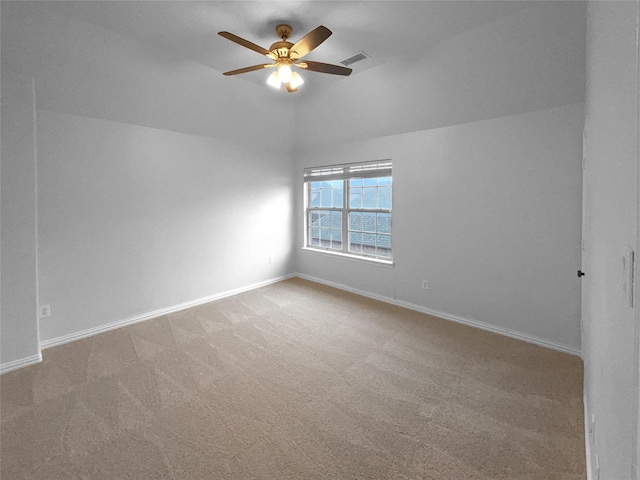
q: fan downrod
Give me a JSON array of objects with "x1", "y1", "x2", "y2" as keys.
[{"x1": 270, "y1": 24, "x2": 294, "y2": 57}]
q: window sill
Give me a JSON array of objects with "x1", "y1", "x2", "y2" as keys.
[{"x1": 301, "y1": 247, "x2": 394, "y2": 267}]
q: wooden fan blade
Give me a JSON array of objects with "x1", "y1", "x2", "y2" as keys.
[
  {"x1": 290, "y1": 26, "x2": 332, "y2": 60},
  {"x1": 298, "y1": 61, "x2": 352, "y2": 76},
  {"x1": 222, "y1": 64, "x2": 275, "y2": 76},
  {"x1": 218, "y1": 31, "x2": 277, "y2": 59},
  {"x1": 285, "y1": 82, "x2": 298, "y2": 93}
]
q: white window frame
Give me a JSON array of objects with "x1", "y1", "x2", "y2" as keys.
[{"x1": 303, "y1": 160, "x2": 393, "y2": 263}]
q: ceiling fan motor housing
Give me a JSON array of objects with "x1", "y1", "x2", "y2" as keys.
[{"x1": 269, "y1": 40, "x2": 294, "y2": 58}]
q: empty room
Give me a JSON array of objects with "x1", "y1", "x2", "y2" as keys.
[{"x1": 1, "y1": 1, "x2": 638, "y2": 479}]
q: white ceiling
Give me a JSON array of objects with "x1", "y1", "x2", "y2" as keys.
[
  {"x1": 43, "y1": 1, "x2": 537, "y2": 89},
  {"x1": 3, "y1": 1, "x2": 584, "y2": 145}
]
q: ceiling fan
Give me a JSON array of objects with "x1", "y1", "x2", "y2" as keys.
[{"x1": 218, "y1": 24, "x2": 352, "y2": 92}]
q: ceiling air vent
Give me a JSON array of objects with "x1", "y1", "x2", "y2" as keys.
[{"x1": 340, "y1": 51, "x2": 369, "y2": 67}]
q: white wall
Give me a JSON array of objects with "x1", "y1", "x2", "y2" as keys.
[
  {"x1": 296, "y1": 104, "x2": 584, "y2": 352},
  {"x1": 1, "y1": 1, "x2": 587, "y2": 369},
  {"x1": 0, "y1": 72, "x2": 41, "y2": 370},
  {"x1": 582, "y1": 2, "x2": 640, "y2": 479},
  {"x1": 36, "y1": 111, "x2": 294, "y2": 343},
  {"x1": 1, "y1": 3, "x2": 296, "y2": 354},
  {"x1": 293, "y1": 2, "x2": 586, "y2": 353}
]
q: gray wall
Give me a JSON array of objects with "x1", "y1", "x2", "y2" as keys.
[
  {"x1": 296, "y1": 105, "x2": 584, "y2": 352},
  {"x1": 36, "y1": 111, "x2": 295, "y2": 344},
  {"x1": 583, "y1": 2, "x2": 640, "y2": 478},
  {"x1": 1, "y1": 3, "x2": 296, "y2": 355},
  {"x1": 1, "y1": 1, "x2": 586, "y2": 380},
  {"x1": 294, "y1": 2, "x2": 586, "y2": 353},
  {"x1": 1, "y1": 72, "x2": 41, "y2": 370}
]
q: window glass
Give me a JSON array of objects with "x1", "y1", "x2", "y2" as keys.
[
  {"x1": 349, "y1": 212, "x2": 361, "y2": 231},
  {"x1": 377, "y1": 213, "x2": 391, "y2": 234},
  {"x1": 379, "y1": 187, "x2": 391, "y2": 209},
  {"x1": 333, "y1": 188, "x2": 343, "y2": 208},
  {"x1": 310, "y1": 189, "x2": 320, "y2": 207},
  {"x1": 362, "y1": 212, "x2": 376, "y2": 233},
  {"x1": 305, "y1": 162, "x2": 392, "y2": 262},
  {"x1": 363, "y1": 187, "x2": 377, "y2": 208},
  {"x1": 349, "y1": 188, "x2": 362, "y2": 208},
  {"x1": 320, "y1": 189, "x2": 332, "y2": 207}
]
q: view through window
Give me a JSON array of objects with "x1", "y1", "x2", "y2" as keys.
[{"x1": 304, "y1": 160, "x2": 392, "y2": 261}]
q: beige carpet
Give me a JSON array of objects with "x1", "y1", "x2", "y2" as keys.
[{"x1": 1, "y1": 278, "x2": 585, "y2": 479}]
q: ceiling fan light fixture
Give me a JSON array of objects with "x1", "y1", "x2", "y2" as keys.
[
  {"x1": 277, "y1": 63, "x2": 292, "y2": 83},
  {"x1": 266, "y1": 71, "x2": 281, "y2": 89},
  {"x1": 289, "y1": 71, "x2": 304, "y2": 89}
]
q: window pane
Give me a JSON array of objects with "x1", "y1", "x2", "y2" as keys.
[
  {"x1": 329, "y1": 180, "x2": 343, "y2": 189},
  {"x1": 377, "y1": 234, "x2": 392, "y2": 258},
  {"x1": 319, "y1": 211, "x2": 331, "y2": 228},
  {"x1": 320, "y1": 189, "x2": 332, "y2": 207},
  {"x1": 349, "y1": 188, "x2": 362, "y2": 208},
  {"x1": 378, "y1": 187, "x2": 391, "y2": 209},
  {"x1": 349, "y1": 178, "x2": 363, "y2": 187},
  {"x1": 363, "y1": 187, "x2": 377, "y2": 208},
  {"x1": 311, "y1": 181, "x2": 321, "y2": 188},
  {"x1": 377, "y1": 234, "x2": 391, "y2": 249},
  {"x1": 363, "y1": 177, "x2": 377, "y2": 186},
  {"x1": 362, "y1": 212, "x2": 376, "y2": 233},
  {"x1": 310, "y1": 189, "x2": 320, "y2": 207},
  {"x1": 377, "y1": 213, "x2": 391, "y2": 233},
  {"x1": 310, "y1": 211, "x2": 320, "y2": 226},
  {"x1": 331, "y1": 211, "x2": 342, "y2": 229},
  {"x1": 310, "y1": 228, "x2": 320, "y2": 246},
  {"x1": 378, "y1": 177, "x2": 391, "y2": 186},
  {"x1": 320, "y1": 229, "x2": 331, "y2": 247},
  {"x1": 333, "y1": 189, "x2": 343, "y2": 208},
  {"x1": 349, "y1": 232, "x2": 362, "y2": 252},
  {"x1": 362, "y1": 233, "x2": 376, "y2": 255},
  {"x1": 331, "y1": 229, "x2": 342, "y2": 249},
  {"x1": 377, "y1": 239, "x2": 392, "y2": 258},
  {"x1": 349, "y1": 212, "x2": 362, "y2": 231}
]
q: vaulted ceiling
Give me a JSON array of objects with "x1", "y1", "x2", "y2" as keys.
[
  {"x1": 1, "y1": 1, "x2": 585, "y2": 147},
  {"x1": 16, "y1": 1, "x2": 536, "y2": 93}
]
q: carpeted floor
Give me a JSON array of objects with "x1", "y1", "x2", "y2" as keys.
[{"x1": 0, "y1": 277, "x2": 585, "y2": 479}]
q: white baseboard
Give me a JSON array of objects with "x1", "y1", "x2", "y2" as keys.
[
  {"x1": 0, "y1": 352, "x2": 43, "y2": 375},
  {"x1": 584, "y1": 393, "x2": 593, "y2": 480},
  {"x1": 40, "y1": 274, "x2": 296, "y2": 351},
  {"x1": 296, "y1": 273, "x2": 582, "y2": 357},
  {"x1": 7, "y1": 271, "x2": 579, "y2": 373}
]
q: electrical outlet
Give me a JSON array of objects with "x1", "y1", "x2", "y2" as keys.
[
  {"x1": 421, "y1": 280, "x2": 429, "y2": 290},
  {"x1": 39, "y1": 304, "x2": 51, "y2": 319}
]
